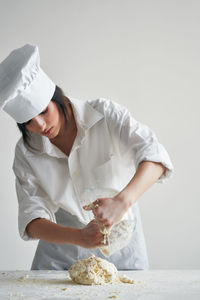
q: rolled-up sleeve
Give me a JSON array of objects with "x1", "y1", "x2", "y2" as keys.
[
  {"x1": 13, "y1": 144, "x2": 57, "y2": 241},
  {"x1": 103, "y1": 99, "x2": 174, "y2": 183}
]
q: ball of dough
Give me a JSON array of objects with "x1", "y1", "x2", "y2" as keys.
[{"x1": 68, "y1": 254, "x2": 118, "y2": 285}]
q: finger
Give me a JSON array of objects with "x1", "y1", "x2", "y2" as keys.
[
  {"x1": 90, "y1": 219, "x2": 99, "y2": 225},
  {"x1": 97, "y1": 236, "x2": 107, "y2": 246},
  {"x1": 96, "y1": 218, "x2": 109, "y2": 227},
  {"x1": 94, "y1": 219, "x2": 105, "y2": 230},
  {"x1": 105, "y1": 224, "x2": 112, "y2": 231},
  {"x1": 97, "y1": 217, "x2": 113, "y2": 227},
  {"x1": 93, "y1": 198, "x2": 100, "y2": 206},
  {"x1": 99, "y1": 236, "x2": 109, "y2": 246},
  {"x1": 93, "y1": 208, "x2": 98, "y2": 217},
  {"x1": 83, "y1": 200, "x2": 99, "y2": 211},
  {"x1": 83, "y1": 204, "x2": 93, "y2": 211}
]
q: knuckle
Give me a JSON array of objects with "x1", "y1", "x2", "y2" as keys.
[
  {"x1": 98, "y1": 213, "x2": 103, "y2": 219},
  {"x1": 106, "y1": 220, "x2": 112, "y2": 226}
]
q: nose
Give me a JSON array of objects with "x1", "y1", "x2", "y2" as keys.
[{"x1": 32, "y1": 116, "x2": 46, "y2": 132}]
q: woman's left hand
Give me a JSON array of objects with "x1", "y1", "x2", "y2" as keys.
[{"x1": 83, "y1": 194, "x2": 130, "y2": 228}]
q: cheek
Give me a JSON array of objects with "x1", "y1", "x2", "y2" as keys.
[
  {"x1": 55, "y1": 109, "x2": 60, "y2": 123},
  {"x1": 55, "y1": 105, "x2": 62, "y2": 122},
  {"x1": 48, "y1": 106, "x2": 60, "y2": 124}
]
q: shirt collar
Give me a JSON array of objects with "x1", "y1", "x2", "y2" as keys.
[
  {"x1": 26, "y1": 97, "x2": 104, "y2": 157},
  {"x1": 69, "y1": 97, "x2": 104, "y2": 131}
]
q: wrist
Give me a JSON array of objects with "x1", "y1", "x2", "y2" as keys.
[
  {"x1": 68, "y1": 227, "x2": 82, "y2": 246},
  {"x1": 117, "y1": 189, "x2": 136, "y2": 209},
  {"x1": 117, "y1": 190, "x2": 133, "y2": 211}
]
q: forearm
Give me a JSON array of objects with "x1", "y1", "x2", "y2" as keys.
[
  {"x1": 86, "y1": 161, "x2": 166, "y2": 227},
  {"x1": 118, "y1": 161, "x2": 166, "y2": 207},
  {"x1": 26, "y1": 218, "x2": 81, "y2": 245}
]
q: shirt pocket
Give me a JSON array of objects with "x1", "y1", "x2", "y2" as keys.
[{"x1": 91, "y1": 154, "x2": 130, "y2": 191}]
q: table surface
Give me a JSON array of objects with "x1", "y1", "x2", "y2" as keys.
[{"x1": 0, "y1": 270, "x2": 200, "y2": 300}]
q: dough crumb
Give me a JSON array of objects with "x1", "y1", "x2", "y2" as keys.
[
  {"x1": 119, "y1": 274, "x2": 135, "y2": 284},
  {"x1": 18, "y1": 275, "x2": 29, "y2": 282},
  {"x1": 69, "y1": 254, "x2": 118, "y2": 285}
]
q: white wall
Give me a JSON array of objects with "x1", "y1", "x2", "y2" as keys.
[{"x1": 0, "y1": 0, "x2": 199, "y2": 270}]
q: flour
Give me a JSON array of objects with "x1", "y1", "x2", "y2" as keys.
[{"x1": 82, "y1": 188, "x2": 136, "y2": 256}]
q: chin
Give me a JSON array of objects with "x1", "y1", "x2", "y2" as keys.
[
  {"x1": 50, "y1": 130, "x2": 58, "y2": 139},
  {"x1": 49, "y1": 134, "x2": 56, "y2": 140}
]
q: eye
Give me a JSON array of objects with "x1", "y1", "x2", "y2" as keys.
[
  {"x1": 40, "y1": 108, "x2": 48, "y2": 115},
  {"x1": 25, "y1": 119, "x2": 31, "y2": 125}
]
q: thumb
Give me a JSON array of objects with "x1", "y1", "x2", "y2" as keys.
[
  {"x1": 83, "y1": 200, "x2": 99, "y2": 211},
  {"x1": 83, "y1": 204, "x2": 93, "y2": 211}
]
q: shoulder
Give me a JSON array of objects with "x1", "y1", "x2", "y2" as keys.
[
  {"x1": 87, "y1": 98, "x2": 129, "y2": 120},
  {"x1": 13, "y1": 137, "x2": 33, "y2": 174},
  {"x1": 14, "y1": 137, "x2": 28, "y2": 159},
  {"x1": 12, "y1": 138, "x2": 27, "y2": 176}
]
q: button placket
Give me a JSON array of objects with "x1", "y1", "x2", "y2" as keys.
[{"x1": 68, "y1": 150, "x2": 81, "y2": 200}]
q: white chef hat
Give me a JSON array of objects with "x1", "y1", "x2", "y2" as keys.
[{"x1": 0, "y1": 44, "x2": 56, "y2": 123}]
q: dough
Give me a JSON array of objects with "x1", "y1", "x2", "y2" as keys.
[
  {"x1": 83, "y1": 196, "x2": 136, "y2": 257},
  {"x1": 83, "y1": 202, "x2": 110, "y2": 246},
  {"x1": 69, "y1": 254, "x2": 135, "y2": 285},
  {"x1": 69, "y1": 254, "x2": 118, "y2": 285}
]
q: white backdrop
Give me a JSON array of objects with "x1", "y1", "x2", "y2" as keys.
[{"x1": 0, "y1": 0, "x2": 199, "y2": 270}]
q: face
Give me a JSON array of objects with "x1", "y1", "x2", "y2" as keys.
[{"x1": 25, "y1": 101, "x2": 64, "y2": 139}]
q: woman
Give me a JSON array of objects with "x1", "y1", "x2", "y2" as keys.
[{"x1": 0, "y1": 44, "x2": 174, "y2": 270}]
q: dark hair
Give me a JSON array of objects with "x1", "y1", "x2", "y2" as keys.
[{"x1": 17, "y1": 85, "x2": 69, "y2": 148}]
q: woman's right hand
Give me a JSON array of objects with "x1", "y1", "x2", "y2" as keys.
[{"x1": 78, "y1": 219, "x2": 106, "y2": 249}]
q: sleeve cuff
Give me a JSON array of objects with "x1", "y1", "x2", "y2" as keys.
[{"x1": 135, "y1": 143, "x2": 174, "y2": 184}]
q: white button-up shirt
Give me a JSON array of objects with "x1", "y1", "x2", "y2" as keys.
[{"x1": 13, "y1": 97, "x2": 174, "y2": 242}]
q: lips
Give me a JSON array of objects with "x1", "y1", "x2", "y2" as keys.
[{"x1": 43, "y1": 127, "x2": 53, "y2": 135}]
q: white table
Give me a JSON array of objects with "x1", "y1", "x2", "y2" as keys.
[{"x1": 0, "y1": 270, "x2": 200, "y2": 300}]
